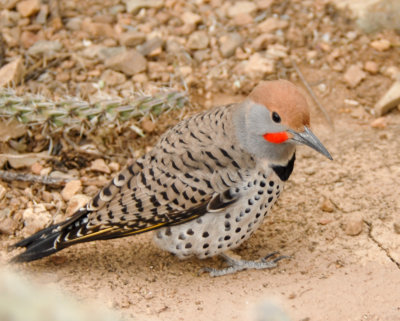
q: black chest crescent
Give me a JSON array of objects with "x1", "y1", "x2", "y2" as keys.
[{"x1": 271, "y1": 153, "x2": 296, "y2": 181}]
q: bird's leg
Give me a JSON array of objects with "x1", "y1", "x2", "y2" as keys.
[{"x1": 201, "y1": 252, "x2": 290, "y2": 277}]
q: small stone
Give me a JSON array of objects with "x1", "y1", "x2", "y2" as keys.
[
  {"x1": 0, "y1": 184, "x2": 6, "y2": 200},
  {"x1": 394, "y1": 221, "x2": 400, "y2": 234},
  {"x1": 105, "y1": 50, "x2": 147, "y2": 76},
  {"x1": 16, "y1": 0, "x2": 40, "y2": 17},
  {"x1": 237, "y1": 53, "x2": 275, "y2": 78},
  {"x1": 90, "y1": 159, "x2": 110, "y2": 174},
  {"x1": 124, "y1": 0, "x2": 163, "y2": 14},
  {"x1": 374, "y1": 81, "x2": 400, "y2": 116},
  {"x1": 20, "y1": 30, "x2": 41, "y2": 49},
  {"x1": 0, "y1": 217, "x2": 19, "y2": 235},
  {"x1": 232, "y1": 13, "x2": 253, "y2": 26},
  {"x1": 35, "y1": 4, "x2": 48, "y2": 24},
  {"x1": 181, "y1": 11, "x2": 202, "y2": 25},
  {"x1": 187, "y1": 31, "x2": 209, "y2": 50},
  {"x1": 364, "y1": 61, "x2": 379, "y2": 74},
  {"x1": 252, "y1": 34, "x2": 274, "y2": 51},
  {"x1": 370, "y1": 39, "x2": 391, "y2": 52},
  {"x1": 320, "y1": 198, "x2": 334, "y2": 212},
  {"x1": 0, "y1": 56, "x2": 24, "y2": 87},
  {"x1": 108, "y1": 162, "x2": 120, "y2": 172},
  {"x1": 343, "y1": 64, "x2": 366, "y2": 88},
  {"x1": 61, "y1": 180, "x2": 82, "y2": 201},
  {"x1": 227, "y1": 1, "x2": 257, "y2": 18},
  {"x1": 266, "y1": 44, "x2": 288, "y2": 59},
  {"x1": 66, "y1": 16, "x2": 82, "y2": 30},
  {"x1": 370, "y1": 117, "x2": 387, "y2": 129},
  {"x1": 22, "y1": 204, "x2": 52, "y2": 236},
  {"x1": 142, "y1": 119, "x2": 156, "y2": 133},
  {"x1": 257, "y1": 17, "x2": 289, "y2": 33},
  {"x1": 82, "y1": 20, "x2": 115, "y2": 38},
  {"x1": 28, "y1": 40, "x2": 62, "y2": 56},
  {"x1": 30, "y1": 162, "x2": 43, "y2": 175},
  {"x1": 101, "y1": 69, "x2": 126, "y2": 86},
  {"x1": 65, "y1": 194, "x2": 91, "y2": 216},
  {"x1": 219, "y1": 33, "x2": 243, "y2": 58},
  {"x1": 344, "y1": 212, "x2": 363, "y2": 236},
  {"x1": 119, "y1": 31, "x2": 146, "y2": 47},
  {"x1": 136, "y1": 37, "x2": 163, "y2": 56}
]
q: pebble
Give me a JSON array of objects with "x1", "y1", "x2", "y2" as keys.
[
  {"x1": 65, "y1": 17, "x2": 82, "y2": 30},
  {"x1": 119, "y1": 31, "x2": 146, "y2": 47},
  {"x1": 232, "y1": 13, "x2": 253, "y2": 26},
  {"x1": 30, "y1": 162, "x2": 43, "y2": 175},
  {"x1": 394, "y1": 221, "x2": 400, "y2": 235},
  {"x1": 65, "y1": 194, "x2": 91, "y2": 216},
  {"x1": 0, "y1": 216, "x2": 19, "y2": 235},
  {"x1": 257, "y1": 17, "x2": 289, "y2": 33},
  {"x1": 343, "y1": 64, "x2": 366, "y2": 88},
  {"x1": 364, "y1": 61, "x2": 378, "y2": 74},
  {"x1": 227, "y1": 1, "x2": 257, "y2": 18},
  {"x1": 61, "y1": 180, "x2": 82, "y2": 201},
  {"x1": 22, "y1": 204, "x2": 52, "y2": 236},
  {"x1": 237, "y1": 53, "x2": 275, "y2": 78},
  {"x1": 101, "y1": 69, "x2": 126, "y2": 86},
  {"x1": 90, "y1": 159, "x2": 111, "y2": 174},
  {"x1": 370, "y1": 117, "x2": 387, "y2": 129},
  {"x1": 252, "y1": 34, "x2": 274, "y2": 51},
  {"x1": 344, "y1": 212, "x2": 363, "y2": 236},
  {"x1": 136, "y1": 37, "x2": 163, "y2": 56},
  {"x1": 16, "y1": 0, "x2": 40, "y2": 17},
  {"x1": 0, "y1": 56, "x2": 24, "y2": 87},
  {"x1": 266, "y1": 44, "x2": 288, "y2": 59},
  {"x1": 219, "y1": 33, "x2": 243, "y2": 58},
  {"x1": 28, "y1": 40, "x2": 62, "y2": 56},
  {"x1": 0, "y1": 184, "x2": 6, "y2": 200},
  {"x1": 105, "y1": 50, "x2": 147, "y2": 76},
  {"x1": 141, "y1": 118, "x2": 156, "y2": 133},
  {"x1": 108, "y1": 162, "x2": 120, "y2": 172},
  {"x1": 320, "y1": 198, "x2": 334, "y2": 212},
  {"x1": 374, "y1": 81, "x2": 400, "y2": 116},
  {"x1": 81, "y1": 19, "x2": 114, "y2": 38},
  {"x1": 181, "y1": 11, "x2": 202, "y2": 25},
  {"x1": 187, "y1": 31, "x2": 209, "y2": 50},
  {"x1": 124, "y1": 0, "x2": 163, "y2": 14},
  {"x1": 370, "y1": 39, "x2": 391, "y2": 52}
]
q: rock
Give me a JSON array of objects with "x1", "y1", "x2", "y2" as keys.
[
  {"x1": 101, "y1": 69, "x2": 126, "y2": 86},
  {"x1": 181, "y1": 11, "x2": 202, "y2": 25},
  {"x1": 257, "y1": 17, "x2": 289, "y2": 33},
  {"x1": 252, "y1": 34, "x2": 275, "y2": 51},
  {"x1": 227, "y1": 1, "x2": 257, "y2": 18},
  {"x1": 66, "y1": 16, "x2": 82, "y2": 30},
  {"x1": 0, "y1": 119, "x2": 26, "y2": 142},
  {"x1": 370, "y1": 39, "x2": 391, "y2": 51},
  {"x1": 356, "y1": 0, "x2": 400, "y2": 33},
  {"x1": 364, "y1": 61, "x2": 379, "y2": 74},
  {"x1": 219, "y1": 33, "x2": 243, "y2": 58},
  {"x1": 187, "y1": 31, "x2": 209, "y2": 50},
  {"x1": 343, "y1": 64, "x2": 366, "y2": 88},
  {"x1": 35, "y1": 4, "x2": 48, "y2": 24},
  {"x1": 394, "y1": 220, "x2": 400, "y2": 234},
  {"x1": 266, "y1": 44, "x2": 288, "y2": 59},
  {"x1": 105, "y1": 50, "x2": 147, "y2": 76},
  {"x1": 16, "y1": 0, "x2": 40, "y2": 17},
  {"x1": 90, "y1": 159, "x2": 110, "y2": 174},
  {"x1": 108, "y1": 162, "x2": 120, "y2": 172},
  {"x1": 0, "y1": 56, "x2": 24, "y2": 87},
  {"x1": 370, "y1": 117, "x2": 387, "y2": 129},
  {"x1": 232, "y1": 13, "x2": 253, "y2": 26},
  {"x1": 374, "y1": 81, "x2": 400, "y2": 116},
  {"x1": 30, "y1": 162, "x2": 43, "y2": 175},
  {"x1": 344, "y1": 212, "x2": 363, "y2": 236},
  {"x1": 0, "y1": 184, "x2": 6, "y2": 201},
  {"x1": 61, "y1": 180, "x2": 82, "y2": 202},
  {"x1": 136, "y1": 37, "x2": 163, "y2": 56},
  {"x1": 141, "y1": 118, "x2": 156, "y2": 133},
  {"x1": 81, "y1": 19, "x2": 115, "y2": 38},
  {"x1": 124, "y1": 0, "x2": 163, "y2": 14},
  {"x1": 28, "y1": 40, "x2": 62, "y2": 56},
  {"x1": 0, "y1": 217, "x2": 19, "y2": 235},
  {"x1": 119, "y1": 31, "x2": 146, "y2": 47},
  {"x1": 0, "y1": 9, "x2": 20, "y2": 28},
  {"x1": 237, "y1": 53, "x2": 275, "y2": 78},
  {"x1": 320, "y1": 198, "x2": 334, "y2": 212},
  {"x1": 22, "y1": 204, "x2": 52, "y2": 236},
  {"x1": 65, "y1": 194, "x2": 91, "y2": 216}
]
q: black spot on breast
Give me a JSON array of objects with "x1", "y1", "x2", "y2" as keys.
[
  {"x1": 225, "y1": 221, "x2": 231, "y2": 231},
  {"x1": 185, "y1": 243, "x2": 192, "y2": 249},
  {"x1": 187, "y1": 229, "x2": 194, "y2": 235},
  {"x1": 218, "y1": 244, "x2": 223, "y2": 249},
  {"x1": 268, "y1": 197, "x2": 273, "y2": 203},
  {"x1": 235, "y1": 227, "x2": 241, "y2": 233},
  {"x1": 260, "y1": 181, "x2": 266, "y2": 187},
  {"x1": 245, "y1": 208, "x2": 251, "y2": 213},
  {"x1": 224, "y1": 235, "x2": 231, "y2": 241},
  {"x1": 202, "y1": 231, "x2": 209, "y2": 238},
  {"x1": 179, "y1": 233, "x2": 186, "y2": 240},
  {"x1": 165, "y1": 227, "x2": 172, "y2": 236},
  {"x1": 203, "y1": 243, "x2": 209, "y2": 248},
  {"x1": 225, "y1": 213, "x2": 231, "y2": 219}
]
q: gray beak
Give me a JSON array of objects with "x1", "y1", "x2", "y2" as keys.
[{"x1": 288, "y1": 126, "x2": 333, "y2": 160}]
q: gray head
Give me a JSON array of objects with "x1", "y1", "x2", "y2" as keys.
[{"x1": 234, "y1": 80, "x2": 332, "y2": 165}]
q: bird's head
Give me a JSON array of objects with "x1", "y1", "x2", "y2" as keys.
[{"x1": 234, "y1": 79, "x2": 332, "y2": 164}]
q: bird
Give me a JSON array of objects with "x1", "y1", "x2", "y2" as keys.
[{"x1": 11, "y1": 79, "x2": 332, "y2": 276}]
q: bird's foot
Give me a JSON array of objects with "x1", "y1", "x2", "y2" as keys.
[{"x1": 201, "y1": 252, "x2": 290, "y2": 277}]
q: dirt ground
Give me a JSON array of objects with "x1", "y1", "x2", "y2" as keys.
[{"x1": 1, "y1": 0, "x2": 400, "y2": 320}]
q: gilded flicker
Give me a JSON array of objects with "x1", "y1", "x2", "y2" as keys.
[{"x1": 11, "y1": 80, "x2": 332, "y2": 276}]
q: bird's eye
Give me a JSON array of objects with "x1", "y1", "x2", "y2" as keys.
[{"x1": 272, "y1": 112, "x2": 281, "y2": 123}]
